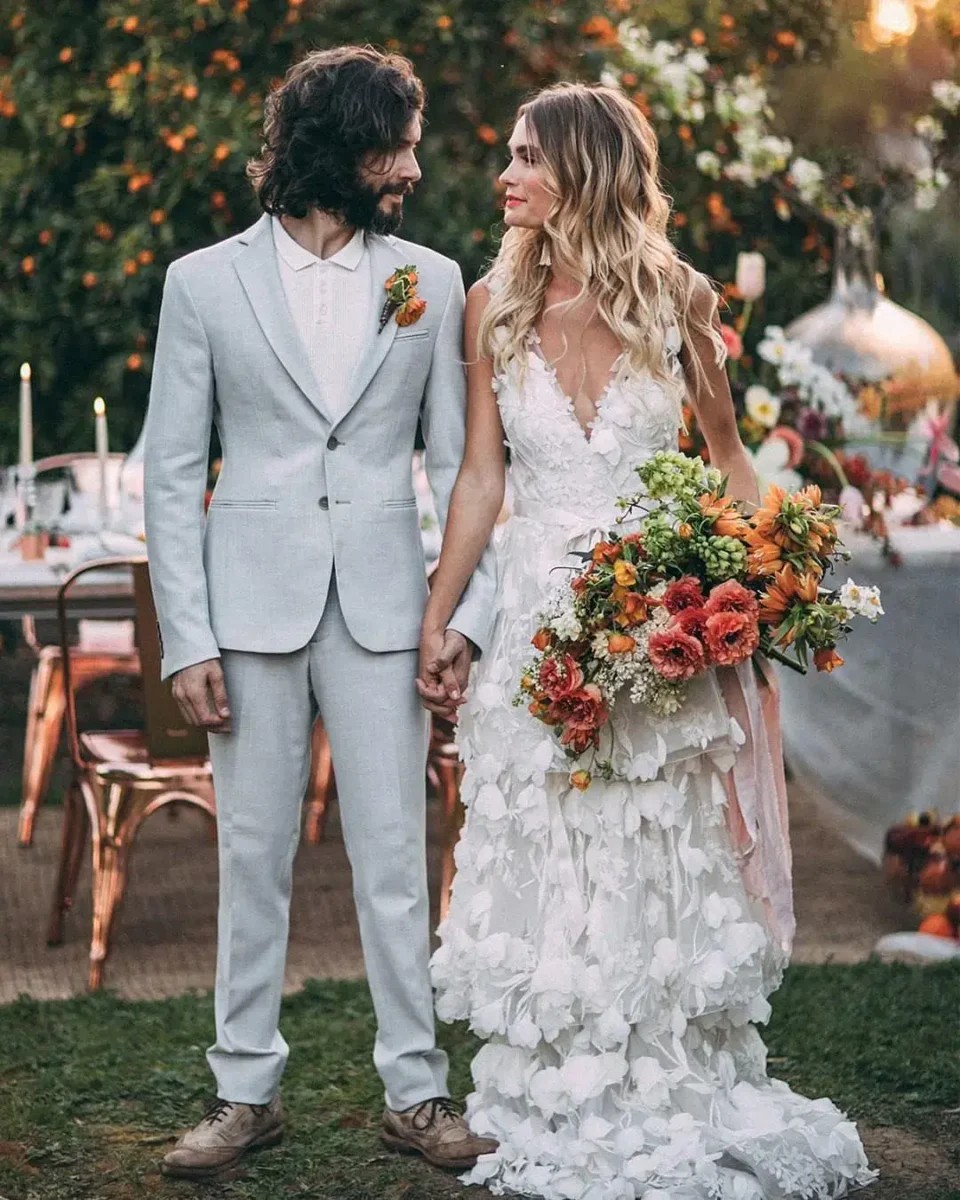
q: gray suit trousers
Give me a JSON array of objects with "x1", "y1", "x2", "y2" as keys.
[{"x1": 205, "y1": 582, "x2": 448, "y2": 1109}]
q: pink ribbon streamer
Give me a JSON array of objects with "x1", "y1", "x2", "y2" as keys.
[
  {"x1": 922, "y1": 410, "x2": 959, "y2": 474},
  {"x1": 718, "y1": 658, "x2": 795, "y2": 953}
]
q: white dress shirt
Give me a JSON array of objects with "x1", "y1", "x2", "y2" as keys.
[{"x1": 272, "y1": 216, "x2": 372, "y2": 422}]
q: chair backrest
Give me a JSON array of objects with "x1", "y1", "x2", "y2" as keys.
[
  {"x1": 131, "y1": 561, "x2": 209, "y2": 760},
  {"x1": 57, "y1": 556, "x2": 208, "y2": 764}
]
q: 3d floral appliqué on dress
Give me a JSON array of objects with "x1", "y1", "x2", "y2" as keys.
[{"x1": 430, "y1": 316, "x2": 876, "y2": 1200}]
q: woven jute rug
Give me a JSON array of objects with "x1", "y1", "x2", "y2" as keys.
[{"x1": 0, "y1": 780, "x2": 905, "y2": 1004}]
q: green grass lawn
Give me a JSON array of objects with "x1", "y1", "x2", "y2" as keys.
[{"x1": 1, "y1": 963, "x2": 958, "y2": 1200}]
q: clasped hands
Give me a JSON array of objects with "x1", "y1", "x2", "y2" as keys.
[
  {"x1": 171, "y1": 629, "x2": 471, "y2": 731},
  {"x1": 416, "y1": 626, "x2": 472, "y2": 719}
]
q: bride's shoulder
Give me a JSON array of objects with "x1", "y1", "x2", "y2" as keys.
[
  {"x1": 465, "y1": 270, "x2": 504, "y2": 327},
  {"x1": 675, "y1": 267, "x2": 721, "y2": 322}
]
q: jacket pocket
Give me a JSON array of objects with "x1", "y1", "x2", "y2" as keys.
[
  {"x1": 208, "y1": 499, "x2": 278, "y2": 510},
  {"x1": 394, "y1": 329, "x2": 431, "y2": 341},
  {"x1": 380, "y1": 498, "x2": 418, "y2": 509}
]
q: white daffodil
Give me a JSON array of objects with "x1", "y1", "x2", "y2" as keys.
[
  {"x1": 757, "y1": 326, "x2": 788, "y2": 364},
  {"x1": 744, "y1": 385, "x2": 781, "y2": 428},
  {"x1": 838, "y1": 578, "x2": 884, "y2": 622}
]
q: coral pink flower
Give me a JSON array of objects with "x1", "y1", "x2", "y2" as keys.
[
  {"x1": 720, "y1": 324, "x2": 743, "y2": 361},
  {"x1": 704, "y1": 579, "x2": 759, "y2": 621},
  {"x1": 662, "y1": 575, "x2": 705, "y2": 615},
  {"x1": 673, "y1": 606, "x2": 710, "y2": 644},
  {"x1": 647, "y1": 627, "x2": 706, "y2": 681},
  {"x1": 538, "y1": 653, "x2": 585, "y2": 701},
  {"x1": 556, "y1": 684, "x2": 608, "y2": 753},
  {"x1": 704, "y1": 610, "x2": 760, "y2": 666}
]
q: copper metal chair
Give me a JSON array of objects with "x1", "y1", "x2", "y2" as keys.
[
  {"x1": 17, "y1": 452, "x2": 137, "y2": 847},
  {"x1": 46, "y1": 556, "x2": 215, "y2": 991}
]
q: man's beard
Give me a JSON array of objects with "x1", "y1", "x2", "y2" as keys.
[{"x1": 341, "y1": 179, "x2": 410, "y2": 234}]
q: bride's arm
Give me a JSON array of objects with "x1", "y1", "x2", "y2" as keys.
[
  {"x1": 417, "y1": 281, "x2": 506, "y2": 709},
  {"x1": 680, "y1": 274, "x2": 760, "y2": 507}
]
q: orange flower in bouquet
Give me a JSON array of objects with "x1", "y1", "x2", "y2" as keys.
[{"x1": 517, "y1": 452, "x2": 883, "y2": 787}]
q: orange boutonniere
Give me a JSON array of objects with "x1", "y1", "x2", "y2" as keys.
[{"x1": 379, "y1": 264, "x2": 426, "y2": 331}]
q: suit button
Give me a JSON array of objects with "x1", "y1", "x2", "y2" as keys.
[
  {"x1": 318, "y1": 497, "x2": 329, "y2": 510},
  {"x1": 327, "y1": 435, "x2": 340, "y2": 450}
]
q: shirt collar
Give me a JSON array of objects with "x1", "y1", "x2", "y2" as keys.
[{"x1": 272, "y1": 216, "x2": 366, "y2": 272}]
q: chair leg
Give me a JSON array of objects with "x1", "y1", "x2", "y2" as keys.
[
  {"x1": 18, "y1": 656, "x2": 65, "y2": 847},
  {"x1": 304, "y1": 720, "x2": 335, "y2": 845},
  {"x1": 47, "y1": 780, "x2": 88, "y2": 946},
  {"x1": 87, "y1": 784, "x2": 128, "y2": 991},
  {"x1": 437, "y1": 759, "x2": 464, "y2": 923}
]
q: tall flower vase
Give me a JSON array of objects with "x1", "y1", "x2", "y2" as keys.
[{"x1": 785, "y1": 218, "x2": 959, "y2": 480}]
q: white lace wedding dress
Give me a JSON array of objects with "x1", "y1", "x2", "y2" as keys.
[{"x1": 430, "y1": 323, "x2": 876, "y2": 1200}]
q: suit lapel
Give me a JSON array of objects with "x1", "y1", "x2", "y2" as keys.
[
  {"x1": 333, "y1": 236, "x2": 402, "y2": 428},
  {"x1": 233, "y1": 215, "x2": 332, "y2": 424}
]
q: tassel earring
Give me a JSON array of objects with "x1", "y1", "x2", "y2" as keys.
[{"x1": 539, "y1": 240, "x2": 552, "y2": 268}]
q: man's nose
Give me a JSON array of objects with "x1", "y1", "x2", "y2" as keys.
[{"x1": 400, "y1": 153, "x2": 421, "y2": 183}]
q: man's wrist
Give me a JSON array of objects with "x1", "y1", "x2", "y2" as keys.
[{"x1": 445, "y1": 626, "x2": 474, "y2": 654}]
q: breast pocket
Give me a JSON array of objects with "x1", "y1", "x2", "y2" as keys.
[
  {"x1": 394, "y1": 329, "x2": 431, "y2": 342},
  {"x1": 207, "y1": 500, "x2": 278, "y2": 511}
]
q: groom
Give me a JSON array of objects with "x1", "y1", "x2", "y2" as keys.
[{"x1": 145, "y1": 45, "x2": 496, "y2": 1181}]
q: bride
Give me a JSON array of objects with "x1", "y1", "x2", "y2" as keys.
[{"x1": 417, "y1": 83, "x2": 875, "y2": 1199}]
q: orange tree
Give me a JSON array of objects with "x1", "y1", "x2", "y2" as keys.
[
  {"x1": 0, "y1": 0, "x2": 608, "y2": 457},
  {"x1": 0, "y1": 0, "x2": 849, "y2": 458}
]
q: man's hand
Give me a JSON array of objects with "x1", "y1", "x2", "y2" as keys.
[
  {"x1": 171, "y1": 658, "x2": 232, "y2": 733},
  {"x1": 416, "y1": 628, "x2": 471, "y2": 719}
]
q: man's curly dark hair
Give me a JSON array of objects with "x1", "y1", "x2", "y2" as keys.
[{"x1": 247, "y1": 45, "x2": 425, "y2": 222}]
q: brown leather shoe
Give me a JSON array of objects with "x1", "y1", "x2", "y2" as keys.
[
  {"x1": 161, "y1": 1096, "x2": 283, "y2": 1180},
  {"x1": 381, "y1": 1096, "x2": 498, "y2": 1171}
]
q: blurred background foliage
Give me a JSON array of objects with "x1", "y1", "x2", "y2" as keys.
[{"x1": 0, "y1": 0, "x2": 956, "y2": 458}]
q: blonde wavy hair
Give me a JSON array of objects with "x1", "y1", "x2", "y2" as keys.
[{"x1": 478, "y1": 83, "x2": 725, "y2": 406}]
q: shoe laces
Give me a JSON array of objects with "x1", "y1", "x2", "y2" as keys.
[
  {"x1": 201, "y1": 1098, "x2": 235, "y2": 1126},
  {"x1": 411, "y1": 1096, "x2": 461, "y2": 1131},
  {"x1": 201, "y1": 1097, "x2": 271, "y2": 1125}
]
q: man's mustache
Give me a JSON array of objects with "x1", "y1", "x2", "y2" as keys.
[{"x1": 377, "y1": 183, "x2": 414, "y2": 198}]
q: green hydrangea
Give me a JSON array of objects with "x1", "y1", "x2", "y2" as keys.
[
  {"x1": 641, "y1": 512, "x2": 685, "y2": 568},
  {"x1": 635, "y1": 450, "x2": 711, "y2": 502},
  {"x1": 701, "y1": 535, "x2": 748, "y2": 581}
]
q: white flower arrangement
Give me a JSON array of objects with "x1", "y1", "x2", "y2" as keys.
[
  {"x1": 931, "y1": 79, "x2": 960, "y2": 115},
  {"x1": 605, "y1": 28, "x2": 957, "y2": 231},
  {"x1": 755, "y1": 325, "x2": 872, "y2": 433},
  {"x1": 838, "y1": 578, "x2": 884, "y2": 623}
]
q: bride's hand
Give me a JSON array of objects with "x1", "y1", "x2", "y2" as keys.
[{"x1": 416, "y1": 626, "x2": 470, "y2": 718}]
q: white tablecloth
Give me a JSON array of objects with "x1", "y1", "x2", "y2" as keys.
[
  {"x1": 778, "y1": 524, "x2": 960, "y2": 862},
  {"x1": 0, "y1": 530, "x2": 146, "y2": 620}
]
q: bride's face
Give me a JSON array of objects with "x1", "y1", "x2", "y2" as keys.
[{"x1": 499, "y1": 115, "x2": 553, "y2": 230}]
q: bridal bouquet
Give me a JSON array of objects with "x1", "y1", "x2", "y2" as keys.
[{"x1": 517, "y1": 451, "x2": 883, "y2": 786}]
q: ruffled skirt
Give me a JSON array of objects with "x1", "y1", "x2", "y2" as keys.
[{"x1": 431, "y1": 512, "x2": 876, "y2": 1199}]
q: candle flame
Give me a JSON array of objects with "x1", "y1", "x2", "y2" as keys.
[
  {"x1": 94, "y1": 396, "x2": 106, "y2": 416},
  {"x1": 20, "y1": 363, "x2": 31, "y2": 381},
  {"x1": 869, "y1": 0, "x2": 917, "y2": 44}
]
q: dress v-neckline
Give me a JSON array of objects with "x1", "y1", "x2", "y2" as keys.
[{"x1": 528, "y1": 333, "x2": 625, "y2": 446}]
